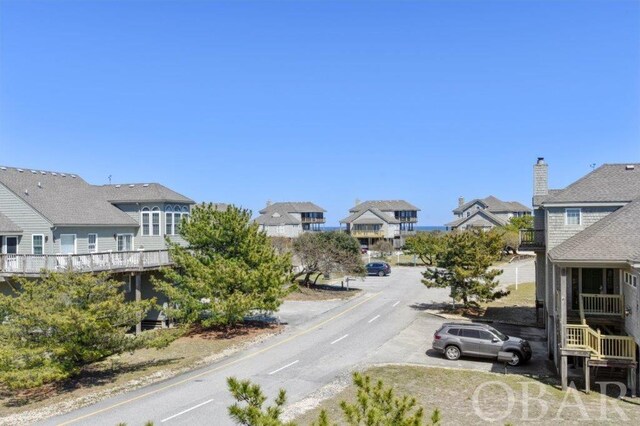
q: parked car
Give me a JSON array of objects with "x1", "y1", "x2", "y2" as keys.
[
  {"x1": 432, "y1": 322, "x2": 532, "y2": 366},
  {"x1": 366, "y1": 262, "x2": 391, "y2": 276}
]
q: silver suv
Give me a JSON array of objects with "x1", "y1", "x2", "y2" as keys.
[{"x1": 432, "y1": 323, "x2": 532, "y2": 366}]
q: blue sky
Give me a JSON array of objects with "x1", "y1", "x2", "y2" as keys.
[{"x1": 1, "y1": 0, "x2": 639, "y2": 225}]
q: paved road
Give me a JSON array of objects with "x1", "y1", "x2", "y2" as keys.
[
  {"x1": 494, "y1": 258, "x2": 535, "y2": 289},
  {"x1": 43, "y1": 267, "x2": 451, "y2": 426}
]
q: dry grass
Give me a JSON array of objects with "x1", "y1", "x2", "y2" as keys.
[
  {"x1": 294, "y1": 365, "x2": 640, "y2": 425},
  {"x1": 0, "y1": 323, "x2": 280, "y2": 421},
  {"x1": 436, "y1": 282, "x2": 537, "y2": 326},
  {"x1": 286, "y1": 283, "x2": 361, "y2": 302}
]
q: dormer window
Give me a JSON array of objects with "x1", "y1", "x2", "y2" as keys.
[{"x1": 565, "y1": 208, "x2": 581, "y2": 225}]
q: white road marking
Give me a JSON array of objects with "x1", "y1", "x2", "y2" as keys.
[
  {"x1": 160, "y1": 399, "x2": 214, "y2": 423},
  {"x1": 392, "y1": 301, "x2": 400, "y2": 307},
  {"x1": 331, "y1": 334, "x2": 349, "y2": 345},
  {"x1": 268, "y1": 360, "x2": 299, "y2": 375},
  {"x1": 368, "y1": 314, "x2": 380, "y2": 323}
]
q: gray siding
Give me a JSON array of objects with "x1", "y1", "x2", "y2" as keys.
[
  {"x1": 0, "y1": 183, "x2": 53, "y2": 254},
  {"x1": 115, "y1": 202, "x2": 190, "y2": 250},
  {"x1": 53, "y1": 226, "x2": 139, "y2": 253},
  {"x1": 545, "y1": 206, "x2": 619, "y2": 251}
]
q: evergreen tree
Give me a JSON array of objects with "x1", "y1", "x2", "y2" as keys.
[
  {"x1": 227, "y1": 377, "x2": 295, "y2": 426},
  {"x1": 422, "y1": 230, "x2": 506, "y2": 307},
  {"x1": 153, "y1": 204, "x2": 293, "y2": 327},
  {"x1": 293, "y1": 232, "x2": 364, "y2": 285},
  {"x1": 403, "y1": 232, "x2": 444, "y2": 266},
  {"x1": 0, "y1": 272, "x2": 159, "y2": 389},
  {"x1": 227, "y1": 373, "x2": 440, "y2": 426}
]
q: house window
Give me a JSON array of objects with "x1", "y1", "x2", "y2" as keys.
[
  {"x1": 174, "y1": 206, "x2": 182, "y2": 233},
  {"x1": 32, "y1": 234, "x2": 44, "y2": 255},
  {"x1": 625, "y1": 272, "x2": 638, "y2": 288},
  {"x1": 466, "y1": 211, "x2": 471, "y2": 217},
  {"x1": 117, "y1": 234, "x2": 133, "y2": 252},
  {"x1": 152, "y1": 207, "x2": 160, "y2": 236},
  {"x1": 565, "y1": 208, "x2": 581, "y2": 225},
  {"x1": 165, "y1": 206, "x2": 174, "y2": 235},
  {"x1": 88, "y1": 233, "x2": 98, "y2": 253},
  {"x1": 141, "y1": 207, "x2": 150, "y2": 235},
  {"x1": 182, "y1": 206, "x2": 189, "y2": 223}
]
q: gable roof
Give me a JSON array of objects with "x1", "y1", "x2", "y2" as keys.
[
  {"x1": 96, "y1": 183, "x2": 194, "y2": 204},
  {"x1": 549, "y1": 199, "x2": 640, "y2": 263},
  {"x1": 259, "y1": 202, "x2": 325, "y2": 215},
  {"x1": 0, "y1": 166, "x2": 194, "y2": 227},
  {"x1": 446, "y1": 209, "x2": 507, "y2": 228},
  {"x1": 349, "y1": 200, "x2": 419, "y2": 213},
  {"x1": 453, "y1": 196, "x2": 531, "y2": 214},
  {"x1": 340, "y1": 207, "x2": 400, "y2": 224},
  {"x1": 0, "y1": 212, "x2": 22, "y2": 234},
  {"x1": 544, "y1": 164, "x2": 640, "y2": 204},
  {"x1": 0, "y1": 167, "x2": 137, "y2": 226},
  {"x1": 254, "y1": 211, "x2": 300, "y2": 226}
]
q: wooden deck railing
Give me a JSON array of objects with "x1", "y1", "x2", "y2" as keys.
[
  {"x1": 579, "y1": 293, "x2": 624, "y2": 320},
  {"x1": 565, "y1": 323, "x2": 636, "y2": 361},
  {"x1": 0, "y1": 250, "x2": 172, "y2": 275},
  {"x1": 518, "y1": 229, "x2": 545, "y2": 249},
  {"x1": 351, "y1": 230, "x2": 385, "y2": 238}
]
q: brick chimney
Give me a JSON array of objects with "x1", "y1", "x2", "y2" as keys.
[
  {"x1": 458, "y1": 196, "x2": 465, "y2": 207},
  {"x1": 534, "y1": 157, "x2": 548, "y2": 196}
]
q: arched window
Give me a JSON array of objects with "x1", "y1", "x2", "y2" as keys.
[
  {"x1": 165, "y1": 206, "x2": 174, "y2": 235},
  {"x1": 141, "y1": 207, "x2": 150, "y2": 236},
  {"x1": 152, "y1": 207, "x2": 161, "y2": 236},
  {"x1": 174, "y1": 206, "x2": 182, "y2": 233},
  {"x1": 182, "y1": 206, "x2": 189, "y2": 223}
]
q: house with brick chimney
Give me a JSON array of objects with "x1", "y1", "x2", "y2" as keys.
[{"x1": 521, "y1": 157, "x2": 640, "y2": 395}]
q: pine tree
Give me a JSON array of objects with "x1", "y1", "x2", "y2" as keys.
[
  {"x1": 153, "y1": 204, "x2": 293, "y2": 327},
  {"x1": 227, "y1": 377, "x2": 295, "y2": 426},
  {"x1": 0, "y1": 272, "x2": 158, "y2": 389},
  {"x1": 422, "y1": 229, "x2": 506, "y2": 307}
]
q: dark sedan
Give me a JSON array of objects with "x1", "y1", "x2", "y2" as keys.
[{"x1": 366, "y1": 262, "x2": 391, "y2": 276}]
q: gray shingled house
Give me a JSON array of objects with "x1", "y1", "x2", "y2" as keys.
[
  {"x1": 254, "y1": 202, "x2": 326, "y2": 238},
  {"x1": 341, "y1": 200, "x2": 419, "y2": 249},
  {"x1": 521, "y1": 158, "x2": 640, "y2": 394},
  {"x1": 445, "y1": 195, "x2": 531, "y2": 230},
  {"x1": 0, "y1": 165, "x2": 195, "y2": 329}
]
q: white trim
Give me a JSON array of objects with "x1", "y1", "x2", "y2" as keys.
[
  {"x1": 151, "y1": 206, "x2": 161, "y2": 236},
  {"x1": 116, "y1": 233, "x2": 134, "y2": 251},
  {"x1": 564, "y1": 208, "x2": 581, "y2": 226},
  {"x1": 87, "y1": 233, "x2": 98, "y2": 253},
  {"x1": 60, "y1": 234, "x2": 77, "y2": 254},
  {"x1": 32, "y1": 234, "x2": 44, "y2": 255},
  {"x1": 141, "y1": 207, "x2": 150, "y2": 236}
]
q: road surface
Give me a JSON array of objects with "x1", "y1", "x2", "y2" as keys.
[{"x1": 43, "y1": 267, "x2": 450, "y2": 426}]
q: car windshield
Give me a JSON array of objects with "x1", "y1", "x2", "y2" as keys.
[{"x1": 489, "y1": 327, "x2": 508, "y2": 341}]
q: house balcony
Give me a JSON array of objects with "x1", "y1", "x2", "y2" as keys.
[
  {"x1": 395, "y1": 217, "x2": 418, "y2": 223},
  {"x1": 0, "y1": 250, "x2": 172, "y2": 276},
  {"x1": 301, "y1": 217, "x2": 325, "y2": 224},
  {"x1": 351, "y1": 230, "x2": 385, "y2": 238},
  {"x1": 518, "y1": 229, "x2": 545, "y2": 251}
]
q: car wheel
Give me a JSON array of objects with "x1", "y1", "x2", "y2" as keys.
[
  {"x1": 507, "y1": 351, "x2": 522, "y2": 366},
  {"x1": 444, "y1": 345, "x2": 461, "y2": 361},
  {"x1": 378, "y1": 271, "x2": 384, "y2": 277}
]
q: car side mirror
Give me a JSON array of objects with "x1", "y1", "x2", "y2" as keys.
[{"x1": 492, "y1": 338, "x2": 499, "y2": 343}]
